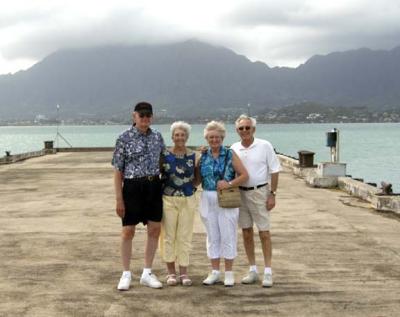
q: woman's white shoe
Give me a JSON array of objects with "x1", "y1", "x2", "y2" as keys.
[{"x1": 202, "y1": 272, "x2": 221, "y2": 285}]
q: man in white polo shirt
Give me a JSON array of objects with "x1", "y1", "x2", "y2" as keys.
[{"x1": 231, "y1": 114, "x2": 281, "y2": 287}]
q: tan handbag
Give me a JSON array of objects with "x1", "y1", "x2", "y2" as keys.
[
  {"x1": 217, "y1": 149, "x2": 241, "y2": 208},
  {"x1": 218, "y1": 186, "x2": 241, "y2": 208}
]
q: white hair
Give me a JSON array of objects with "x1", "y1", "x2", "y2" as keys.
[
  {"x1": 235, "y1": 114, "x2": 257, "y2": 128},
  {"x1": 203, "y1": 120, "x2": 226, "y2": 139},
  {"x1": 170, "y1": 121, "x2": 191, "y2": 137}
]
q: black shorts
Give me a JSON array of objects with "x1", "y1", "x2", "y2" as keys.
[{"x1": 122, "y1": 177, "x2": 163, "y2": 226}]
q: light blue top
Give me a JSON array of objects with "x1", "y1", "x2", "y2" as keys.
[{"x1": 200, "y1": 146, "x2": 235, "y2": 191}]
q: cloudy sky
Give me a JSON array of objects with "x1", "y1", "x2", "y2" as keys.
[{"x1": 1, "y1": 0, "x2": 400, "y2": 75}]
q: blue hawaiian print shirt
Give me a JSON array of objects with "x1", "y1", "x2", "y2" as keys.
[
  {"x1": 162, "y1": 149, "x2": 196, "y2": 197},
  {"x1": 112, "y1": 126, "x2": 165, "y2": 179},
  {"x1": 200, "y1": 146, "x2": 235, "y2": 191}
]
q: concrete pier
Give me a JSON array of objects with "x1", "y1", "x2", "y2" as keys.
[{"x1": 1, "y1": 152, "x2": 400, "y2": 317}]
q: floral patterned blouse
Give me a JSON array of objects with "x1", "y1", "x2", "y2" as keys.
[
  {"x1": 200, "y1": 146, "x2": 235, "y2": 191},
  {"x1": 162, "y1": 149, "x2": 196, "y2": 196}
]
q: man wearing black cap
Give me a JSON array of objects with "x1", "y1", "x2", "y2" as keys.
[{"x1": 112, "y1": 101, "x2": 166, "y2": 290}]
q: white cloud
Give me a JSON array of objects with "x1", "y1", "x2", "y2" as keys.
[
  {"x1": 221, "y1": 0, "x2": 400, "y2": 66},
  {"x1": 1, "y1": 0, "x2": 400, "y2": 73}
]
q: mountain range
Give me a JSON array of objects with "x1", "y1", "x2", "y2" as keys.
[{"x1": 0, "y1": 40, "x2": 399, "y2": 121}]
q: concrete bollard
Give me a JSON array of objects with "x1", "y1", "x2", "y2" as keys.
[
  {"x1": 5, "y1": 151, "x2": 12, "y2": 163},
  {"x1": 298, "y1": 150, "x2": 315, "y2": 168},
  {"x1": 44, "y1": 141, "x2": 56, "y2": 154}
]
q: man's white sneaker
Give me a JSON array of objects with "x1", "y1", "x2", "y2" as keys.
[
  {"x1": 224, "y1": 272, "x2": 235, "y2": 287},
  {"x1": 241, "y1": 271, "x2": 259, "y2": 284},
  {"x1": 117, "y1": 272, "x2": 131, "y2": 291},
  {"x1": 202, "y1": 272, "x2": 221, "y2": 285},
  {"x1": 140, "y1": 273, "x2": 163, "y2": 289},
  {"x1": 262, "y1": 273, "x2": 273, "y2": 288}
]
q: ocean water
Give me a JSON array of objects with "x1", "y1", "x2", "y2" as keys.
[{"x1": 1, "y1": 123, "x2": 399, "y2": 191}]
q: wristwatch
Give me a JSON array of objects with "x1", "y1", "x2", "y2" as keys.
[
  {"x1": 269, "y1": 190, "x2": 276, "y2": 196},
  {"x1": 228, "y1": 181, "x2": 233, "y2": 187}
]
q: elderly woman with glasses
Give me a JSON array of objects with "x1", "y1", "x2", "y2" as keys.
[
  {"x1": 198, "y1": 120, "x2": 248, "y2": 287},
  {"x1": 159, "y1": 121, "x2": 199, "y2": 286}
]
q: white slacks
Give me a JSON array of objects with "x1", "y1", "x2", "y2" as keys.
[{"x1": 200, "y1": 190, "x2": 239, "y2": 259}]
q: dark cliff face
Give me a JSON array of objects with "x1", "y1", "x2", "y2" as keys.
[{"x1": 0, "y1": 40, "x2": 399, "y2": 120}]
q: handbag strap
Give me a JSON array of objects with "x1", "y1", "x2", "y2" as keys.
[{"x1": 219, "y1": 148, "x2": 230, "y2": 181}]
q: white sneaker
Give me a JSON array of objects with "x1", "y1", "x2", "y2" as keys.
[
  {"x1": 117, "y1": 272, "x2": 131, "y2": 291},
  {"x1": 224, "y1": 272, "x2": 235, "y2": 287},
  {"x1": 262, "y1": 273, "x2": 273, "y2": 288},
  {"x1": 140, "y1": 273, "x2": 163, "y2": 289},
  {"x1": 241, "y1": 271, "x2": 259, "y2": 284},
  {"x1": 203, "y1": 272, "x2": 221, "y2": 285}
]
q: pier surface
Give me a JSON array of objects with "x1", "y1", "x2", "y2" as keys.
[{"x1": 1, "y1": 152, "x2": 399, "y2": 317}]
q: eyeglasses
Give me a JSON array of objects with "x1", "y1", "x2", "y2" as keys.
[
  {"x1": 238, "y1": 126, "x2": 251, "y2": 131},
  {"x1": 138, "y1": 113, "x2": 152, "y2": 118}
]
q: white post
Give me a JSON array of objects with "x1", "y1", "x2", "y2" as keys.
[
  {"x1": 336, "y1": 129, "x2": 340, "y2": 163},
  {"x1": 330, "y1": 128, "x2": 340, "y2": 163},
  {"x1": 56, "y1": 104, "x2": 60, "y2": 148}
]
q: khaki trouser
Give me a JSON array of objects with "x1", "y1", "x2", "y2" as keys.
[{"x1": 159, "y1": 195, "x2": 196, "y2": 266}]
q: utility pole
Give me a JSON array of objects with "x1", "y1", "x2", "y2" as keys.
[{"x1": 55, "y1": 104, "x2": 72, "y2": 148}]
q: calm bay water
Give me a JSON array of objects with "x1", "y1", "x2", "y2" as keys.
[{"x1": 1, "y1": 123, "x2": 399, "y2": 191}]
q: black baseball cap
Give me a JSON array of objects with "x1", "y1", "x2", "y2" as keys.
[{"x1": 134, "y1": 102, "x2": 153, "y2": 115}]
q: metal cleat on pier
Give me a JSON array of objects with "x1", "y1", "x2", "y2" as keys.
[{"x1": 380, "y1": 182, "x2": 393, "y2": 195}]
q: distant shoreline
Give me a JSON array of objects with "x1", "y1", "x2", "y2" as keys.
[{"x1": 1, "y1": 120, "x2": 400, "y2": 127}]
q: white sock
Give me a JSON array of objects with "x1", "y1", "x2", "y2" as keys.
[
  {"x1": 212, "y1": 270, "x2": 220, "y2": 275},
  {"x1": 264, "y1": 267, "x2": 272, "y2": 275},
  {"x1": 142, "y1": 268, "x2": 152, "y2": 277},
  {"x1": 249, "y1": 265, "x2": 258, "y2": 273},
  {"x1": 122, "y1": 271, "x2": 131, "y2": 277},
  {"x1": 225, "y1": 271, "x2": 234, "y2": 277}
]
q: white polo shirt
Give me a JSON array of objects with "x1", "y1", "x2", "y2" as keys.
[{"x1": 231, "y1": 138, "x2": 281, "y2": 188}]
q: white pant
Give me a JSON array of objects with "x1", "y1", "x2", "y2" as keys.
[{"x1": 200, "y1": 191, "x2": 239, "y2": 259}]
